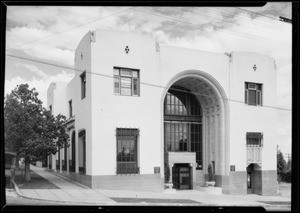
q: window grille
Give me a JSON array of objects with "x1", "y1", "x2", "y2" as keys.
[
  {"x1": 116, "y1": 128, "x2": 139, "y2": 174},
  {"x1": 246, "y1": 132, "x2": 263, "y2": 147}
]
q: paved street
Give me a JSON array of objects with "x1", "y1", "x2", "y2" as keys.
[{"x1": 5, "y1": 165, "x2": 291, "y2": 211}]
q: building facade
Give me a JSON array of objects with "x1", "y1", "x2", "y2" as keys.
[{"x1": 47, "y1": 30, "x2": 278, "y2": 195}]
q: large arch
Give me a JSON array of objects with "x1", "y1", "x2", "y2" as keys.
[{"x1": 161, "y1": 70, "x2": 230, "y2": 187}]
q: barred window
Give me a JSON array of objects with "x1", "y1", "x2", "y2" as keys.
[
  {"x1": 114, "y1": 67, "x2": 139, "y2": 96},
  {"x1": 245, "y1": 82, "x2": 262, "y2": 106},
  {"x1": 116, "y1": 128, "x2": 139, "y2": 174},
  {"x1": 246, "y1": 132, "x2": 263, "y2": 147}
]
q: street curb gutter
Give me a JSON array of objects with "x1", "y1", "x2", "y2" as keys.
[{"x1": 10, "y1": 180, "x2": 291, "y2": 209}]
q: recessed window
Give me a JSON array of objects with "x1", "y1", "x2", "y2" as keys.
[
  {"x1": 113, "y1": 67, "x2": 140, "y2": 96},
  {"x1": 164, "y1": 86, "x2": 203, "y2": 170},
  {"x1": 80, "y1": 72, "x2": 86, "y2": 99},
  {"x1": 246, "y1": 132, "x2": 263, "y2": 147},
  {"x1": 69, "y1": 100, "x2": 72, "y2": 117},
  {"x1": 49, "y1": 105, "x2": 52, "y2": 114},
  {"x1": 245, "y1": 82, "x2": 262, "y2": 106},
  {"x1": 116, "y1": 128, "x2": 139, "y2": 174}
]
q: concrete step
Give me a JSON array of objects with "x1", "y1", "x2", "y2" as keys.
[{"x1": 195, "y1": 186, "x2": 222, "y2": 194}]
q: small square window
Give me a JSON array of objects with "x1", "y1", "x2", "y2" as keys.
[{"x1": 245, "y1": 82, "x2": 262, "y2": 106}]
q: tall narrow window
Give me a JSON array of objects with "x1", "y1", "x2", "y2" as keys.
[
  {"x1": 245, "y1": 82, "x2": 262, "y2": 106},
  {"x1": 113, "y1": 67, "x2": 140, "y2": 96},
  {"x1": 164, "y1": 86, "x2": 203, "y2": 170},
  {"x1": 69, "y1": 100, "x2": 72, "y2": 118},
  {"x1": 49, "y1": 105, "x2": 52, "y2": 115},
  {"x1": 116, "y1": 128, "x2": 139, "y2": 174},
  {"x1": 81, "y1": 72, "x2": 86, "y2": 99},
  {"x1": 78, "y1": 130, "x2": 86, "y2": 174}
]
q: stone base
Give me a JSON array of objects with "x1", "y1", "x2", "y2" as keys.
[
  {"x1": 53, "y1": 171, "x2": 164, "y2": 191},
  {"x1": 164, "y1": 188, "x2": 177, "y2": 193},
  {"x1": 164, "y1": 182, "x2": 173, "y2": 189},
  {"x1": 196, "y1": 186, "x2": 222, "y2": 194}
]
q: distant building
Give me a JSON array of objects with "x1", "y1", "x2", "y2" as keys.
[{"x1": 47, "y1": 30, "x2": 278, "y2": 195}]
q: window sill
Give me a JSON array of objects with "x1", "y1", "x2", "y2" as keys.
[{"x1": 114, "y1": 93, "x2": 140, "y2": 97}]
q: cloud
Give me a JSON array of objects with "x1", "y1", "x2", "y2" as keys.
[
  {"x1": 5, "y1": 70, "x2": 74, "y2": 107},
  {"x1": 15, "y1": 63, "x2": 48, "y2": 79},
  {"x1": 5, "y1": 4, "x2": 292, "y2": 154}
]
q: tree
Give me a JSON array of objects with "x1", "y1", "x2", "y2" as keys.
[
  {"x1": 277, "y1": 149, "x2": 287, "y2": 183},
  {"x1": 286, "y1": 158, "x2": 292, "y2": 172},
  {"x1": 4, "y1": 84, "x2": 69, "y2": 181}
]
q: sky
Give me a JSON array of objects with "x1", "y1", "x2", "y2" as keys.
[{"x1": 4, "y1": 3, "x2": 292, "y2": 154}]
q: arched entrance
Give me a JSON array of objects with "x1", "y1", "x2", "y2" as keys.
[
  {"x1": 247, "y1": 163, "x2": 262, "y2": 194},
  {"x1": 162, "y1": 70, "x2": 229, "y2": 189}
]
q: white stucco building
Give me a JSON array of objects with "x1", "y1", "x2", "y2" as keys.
[{"x1": 47, "y1": 30, "x2": 277, "y2": 195}]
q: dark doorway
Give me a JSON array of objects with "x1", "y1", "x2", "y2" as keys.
[
  {"x1": 247, "y1": 171, "x2": 253, "y2": 194},
  {"x1": 247, "y1": 163, "x2": 262, "y2": 194},
  {"x1": 78, "y1": 130, "x2": 86, "y2": 174},
  {"x1": 70, "y1": 131, "x2": 76, "y2": 172},
  {"x1": 56, "y1": 147, "x2": 60, "y2": 170},
  {"x1": 172, "y1": 163, "x2": 192, "y2": 190}
]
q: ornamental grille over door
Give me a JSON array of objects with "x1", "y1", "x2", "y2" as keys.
[{"x1": 246, "y1": 132, "x2": 263, "y2": 165}]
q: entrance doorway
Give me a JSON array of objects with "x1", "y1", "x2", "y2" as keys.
[
  {"x1": 172, "y1": 163, "x2": 192, "y2": 190},
  {"x1": 247, "y1": 163, "x2": 262, "y2": 194}
]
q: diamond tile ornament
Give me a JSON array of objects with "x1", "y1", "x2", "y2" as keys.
[{"x1": 125, "y1": 46, "x2": 130, "y2": 54}]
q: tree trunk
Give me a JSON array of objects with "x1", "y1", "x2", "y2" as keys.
[{"x1": 25, "y1": 162, "x2": 31, "y2": 181}]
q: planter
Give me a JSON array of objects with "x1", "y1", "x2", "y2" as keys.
[
  {"x1": 205, "y1": 181, "x2": 216, "y2": 187},
  {"x1": 165, "y1": 182, "x2": 174, "y2": 189}
]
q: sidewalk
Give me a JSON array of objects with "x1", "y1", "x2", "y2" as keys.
[
  {"x1": 8, "y1": 165, "x2": 291, "y2": 210},
  {"x1": 12, "y1": 165, "x2": 116, "y2": 205}
]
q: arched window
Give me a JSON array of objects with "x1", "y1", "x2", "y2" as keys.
[{"x1": 164, "y1": 86, "x2": 203, "y2": 169}]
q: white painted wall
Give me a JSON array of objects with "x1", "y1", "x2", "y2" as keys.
[
  {"x1": 229, "y1": 52, "x2": 277, "y2": 171},
  {"x1": 50, "y1": 30, "x2": 277, "y2": 179},
  {"x1": 69, "y1": 31, "x2": 93, "y2": 175},
  {"x1": 89, "y1": 30, "x2": 161, "y2": 175},
  {"x1": 47, "y1": 82, "x2": 68, "y2": 116}
]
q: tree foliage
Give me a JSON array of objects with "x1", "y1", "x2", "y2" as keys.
[
  {"x1": 277, "y1": 148, "x2": 291, "y2": 183},
  {"x1": 4, "y1": 84, "x2": 69, "y2": 180}
]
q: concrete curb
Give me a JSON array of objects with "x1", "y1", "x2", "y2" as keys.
[
  {"x1": 9, "y1": 182, "x2": 292, "y2": 209},
  {"x1": 10, "y1": 174, "x2": 291, "y2": 209}
]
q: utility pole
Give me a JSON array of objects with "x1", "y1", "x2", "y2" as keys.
[{"x1": 279, "y1": 16, "x2": 292, "y2": 23}]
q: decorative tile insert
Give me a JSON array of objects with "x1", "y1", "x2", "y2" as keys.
[
  {"x1": 246, "y1": 147, "x2": 262, "y2": 165},
  {"x1": 253, "y1": 64, "x2": 257, "y2": 71},
  {"x1": 125, "y1": 46, "x2": 130, "y2": 54}
]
